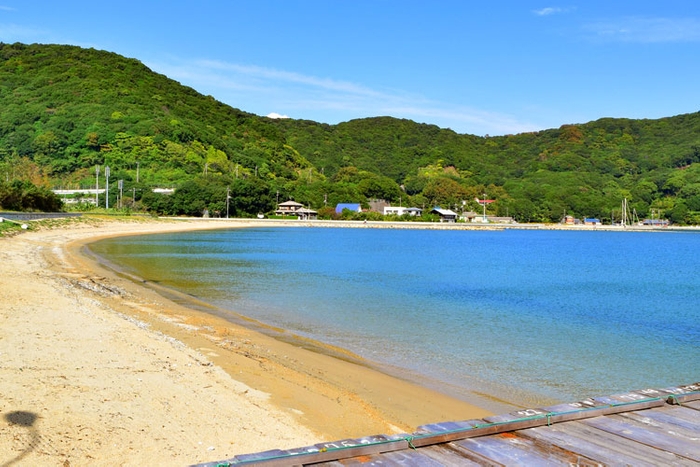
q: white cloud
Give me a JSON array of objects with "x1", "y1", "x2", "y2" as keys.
[
  {"x1": 146, "y1": 57, "x2": 539, "y2": 136},
  {"x1": 0, "y1": 6, "x2": 16, "y2": 12},
  {"x1": 196, "y1": 59, "x2": 387, "y2": 99},
  {"x1": 534, "y1": 7, "x2": 563, "y2": 16},
  {"x1": 585, "y1": 17, "x2": 700, "y2": 43}
]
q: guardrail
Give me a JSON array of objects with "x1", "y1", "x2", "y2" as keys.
[{"x1": 0, "y1": 212, "x2": 83, "y2": 221}]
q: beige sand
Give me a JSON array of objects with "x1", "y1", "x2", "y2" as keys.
[{"x1": 0, "y1": 217, "x2": 492, "y2": 466}]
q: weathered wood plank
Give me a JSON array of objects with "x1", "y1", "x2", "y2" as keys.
[
  {"x1": 354, "y1": 394, "x2": 664, "y2": 452},
  {"x1": 321, "y1": 445, "x2": 477, "y2": 466},
  {"x1": 519, "y1": 420, "x2": 695, "y2": 466},
  {"x1": 415, "y1": 444, "x2": 485, "y2": 466},
  {"x1": 655, "y1": 382, "x2": 700, "y2": 404},
  {"x1": 618, "y1": 404, "x2": 700, "y2": 432},
  {"x1": 449, "y1": 431, "x2": 600, "y2": 466},
  {"x1": 205, "y1": 435, "x2": 411, "y2": 466},
  {"x1": 193, "y1": 384, "x2": 700, "y2": 467},
  {"x1": 592, "y1": 390, "x2": 664, "y2": 407},
  {"x1": 583, "y1": 413, "x2": 700, "y2": 462},
  {"x1": 415, "y1": 419, "x2": 483, "y2": 435},
  {"x1": 685, "y1": 400, "x2": 700, "y2": 411}
]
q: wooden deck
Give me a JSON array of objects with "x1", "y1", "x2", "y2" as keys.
[{"x1": 195, "y1": 382, "x2": 700, "y2": 466}]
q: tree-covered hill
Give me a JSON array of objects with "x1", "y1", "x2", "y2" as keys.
[
  {"x1": 1, "y1": 42, "x2": 699, "y2": 223},
  {"x1": 271, "y1": 112, "x2": 700, "y2": 223}
]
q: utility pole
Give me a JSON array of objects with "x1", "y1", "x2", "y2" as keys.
[
  {"x1": 105, "y1": 166, "x2": 110, "y2": 209},
  {"x1": 118, "y1": 179, "x2": 123, "y2": 209},
  {"x1": 95, "y1": 165, "x2": 100, "y2": 206},
  {"x1": 226, "y1": 186, "x2": 230, "y2": 219}
]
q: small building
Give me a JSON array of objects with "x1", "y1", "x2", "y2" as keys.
[
  {"x1": 431, "y1": 208, "x2": 458, "y2": 223},
  {"x1": 295, "y1": 207, "x2": 318, "y2": 220},
  {"x1": 404, "y1": 207, "x2": 422, "y2": 217},
  {"x1": 383, "y1": 206, "x2": 422, "y2": 217},
  {"x1": 584, "y1": 218, "x2": 601, "y2": 226},
  {"x1": 384, "y1": 206, "x2": 406, "y2": 216},
  {"x1": 335, "y1": 203, "x2": 362, "y2": 214},
  {"x1": 152, "y1": 188, "x2": 175, "y2": 195},
  {"x1": 275, "y1": 200, "x2": 304, "y2": 216},
  {"x1": 488, "y1": 216, "x2": 516, "y2": 224},
  {"x1": 642, "y1": 218, "x2": 669, "y2": 227},
  {"x1": 52, "y1": 189, "x2": 105, "y2": 205},
  {"x1": 460, "y1": 211, "x2": 479, "y2": 222},
  {"x1": 274, "y1": 200, "x2": 317, "y2": 219}
]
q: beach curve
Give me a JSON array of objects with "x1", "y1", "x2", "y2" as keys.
[{"x1": 0, "y1": 216, "x2": 492, "y2": 466}]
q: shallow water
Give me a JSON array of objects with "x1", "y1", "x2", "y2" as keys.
[{"x1": 90, "y1": 227, "x2": 700, "y2": 411}]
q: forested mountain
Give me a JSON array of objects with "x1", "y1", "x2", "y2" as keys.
[{"x1": 1, "y1": 42, "x2": 699, "y2": 223}]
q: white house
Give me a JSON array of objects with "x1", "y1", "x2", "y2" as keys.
[
  {"x1": 384, "y1": 206, "x2": 423, "y2": 216},
  {"x1": 384, "y1": 206, "x2": 407, "y2": 216}
]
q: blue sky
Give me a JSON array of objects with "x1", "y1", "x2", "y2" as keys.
[{"x1": 1, "y1": 1, "x2": 699, "y2": 136}]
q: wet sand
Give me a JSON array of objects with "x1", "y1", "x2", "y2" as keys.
[{"x1": 0, "y1": 216, "x2": 492, "y2": 466}]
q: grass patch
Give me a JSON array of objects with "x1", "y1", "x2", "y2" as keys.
[{"x1": 0, "y1": 220, "x2": 22, "y2": 236}]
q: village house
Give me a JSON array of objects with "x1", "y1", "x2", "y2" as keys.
[
  {"x1": 404, "y1": 207, "x2": 422, "y2": 216},
  {"x1": 460, "y1": 211, "x2": 479, "y2": 222},
  {"x1": 293, "y1": 207, "x2": 318, "y2": 220},
  {"x1": 275, "y1": 200, "x2": 304, "y2": 215},
  {"x1": 275, "y1": 200, "x2": 317, "y2": 220},
  {"x1": 383, "y1": 206, "x2": 423, "y2": 216},
  {"x1": 431, "y1": 207, "x2": 458, "y2": 223}
]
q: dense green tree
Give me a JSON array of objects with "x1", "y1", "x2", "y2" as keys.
[
  {"x1": 0, "y1": 179, "x2": 63, "y2": 211},
  {"x1": 2, "y1": 42, "x2": 700, "y2": 223}
]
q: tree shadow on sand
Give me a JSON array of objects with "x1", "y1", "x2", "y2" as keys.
[{"x1": 2, "y1": 411, "x2": 39, "y2": 467}]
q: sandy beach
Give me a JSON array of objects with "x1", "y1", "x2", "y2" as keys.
[{"x1": 0, "y1": 216, "x2": 492, "y2": 466}]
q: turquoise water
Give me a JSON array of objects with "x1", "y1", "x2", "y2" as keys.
[{"x1": 90, "y1": 227, "x2": 700, "y2": 411}]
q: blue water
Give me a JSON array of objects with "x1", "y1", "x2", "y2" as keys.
[{"x1": 90, "y1": 227, "x2": 700, "y2": 411}]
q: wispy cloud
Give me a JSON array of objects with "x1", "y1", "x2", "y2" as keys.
[
  {"x1": 584, "y1": 17, "x2": 700, "y2": 43},
  {"x1": 147, "y1": 57, "x2": 538, "y2": 135},
  {"x1": 197, "y1": 60, "x2": 386, "y2": 98},
  {"x1": 534, "y1": 7, "x2": 564, "y2": 16},
  {"x1": 0, "y1": 6, "x2": 17, "y2": 12}
]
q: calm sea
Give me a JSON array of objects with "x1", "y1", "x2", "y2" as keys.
[{"x1": 89, "y1": 227, "x2": 700, "y2": 412}]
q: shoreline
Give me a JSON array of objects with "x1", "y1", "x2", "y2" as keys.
[
  {"x1": 160, "y1": 216, "x2": 700, "y2": 232},
  {"x1": 1, "y1": 217, "x2": 493, "y2": 465},
  {"x1": 86, "y1": 242, "x2": 523, "y2": 415}
]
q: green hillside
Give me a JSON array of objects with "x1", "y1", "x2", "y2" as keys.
[{"x1": 1, "y1": 42, "x2": 699, "y2": 223}]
